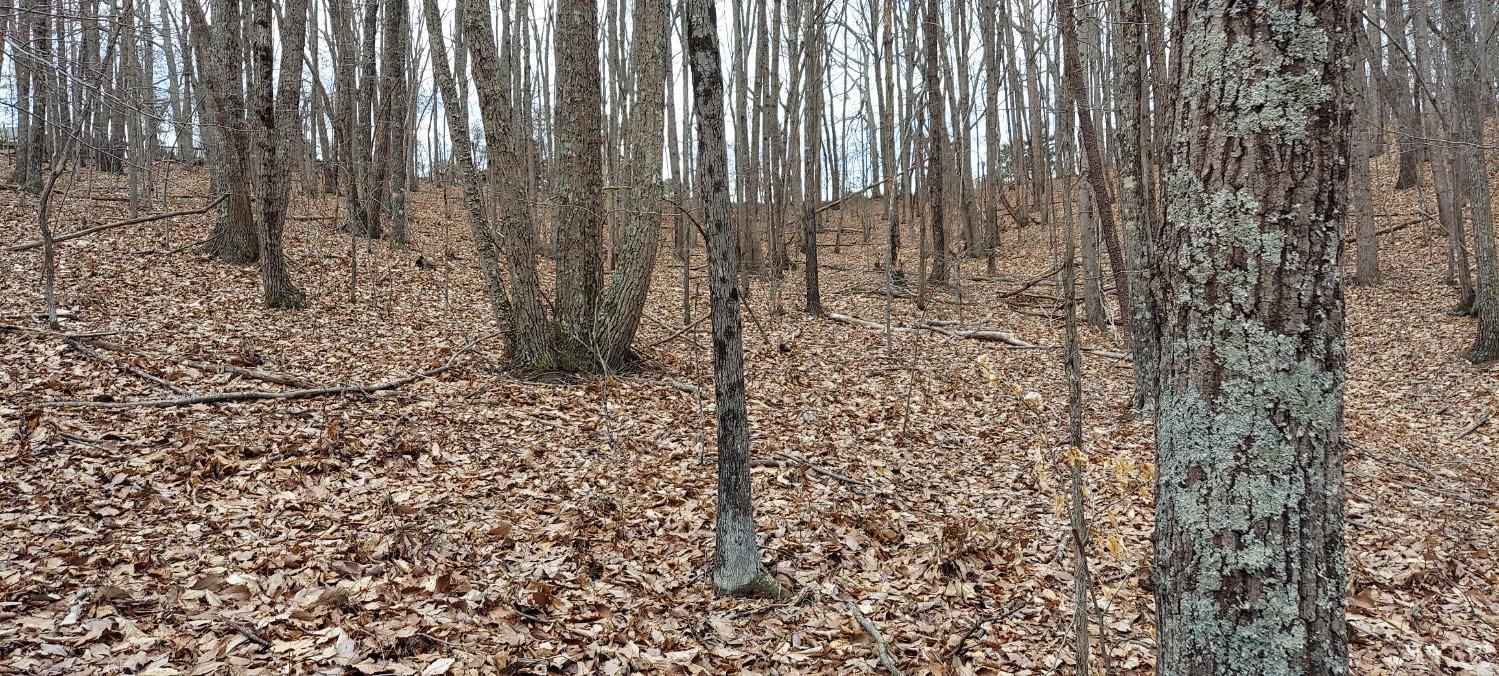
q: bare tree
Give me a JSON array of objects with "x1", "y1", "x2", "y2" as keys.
[{"x1": 687, "y1": 0, "x2": 786, "y2": 600}]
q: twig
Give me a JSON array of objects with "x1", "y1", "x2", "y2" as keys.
[
  {"x1": 229, "y1": 622, "x2": 271, "y2": 650},
  {"x1": 750, "y1": 452, "x2": 870, "y2": 488},
  {"x1": 39, "y1": 333, "x2": 496, "y2": 408},
  {"x1": 1454, "y1": 409, "x2": 1491, "y2": 441},
  {"x1": 842, "y1": 598, "x2": 906, "y2": 676},
  {"x1": 5, "y1": 194, "x2": 228, "y2": 252},
  {"x1": 64, "y1": 337, "x2": 195, "y2": 395},
  {"x1": 646, "y1": 313, "x2": 709, "y2": 349},
  {"x1": 945, "y1": 598, "x2": 1026, "y2": 660}
]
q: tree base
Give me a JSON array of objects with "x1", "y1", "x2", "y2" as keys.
[{"x1": 712, "y1": 568, "x2": 791, "y2": 600}]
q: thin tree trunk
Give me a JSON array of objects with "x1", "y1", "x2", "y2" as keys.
[{"x1": 686, "y1": 0, "x2": 785, "y2": 601}]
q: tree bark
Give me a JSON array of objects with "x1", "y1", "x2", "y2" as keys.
[
  {"x1": 687, "y1": 0, "x2": 784, "y2": 600},
  {"x1": 553, "y1": 0, "x2": 606, "y2": 356},
  {"x1": 802, "y1": 2, "x2": 824, "y2": 315},
  {"x1": 1446, "y1": 0, "x2": 1499, "y2": 361},
  {"x1": 922, "y1": 0, "x2": 947, "y2": 284},
  {"x1": 1153, "y1": 0, "x2": 1352, "y2": 671}
]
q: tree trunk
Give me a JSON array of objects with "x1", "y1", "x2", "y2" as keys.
[
  {"x1": 923, "y1": 0, "x2": 947, "y2": 284},
  {"x1": 1153, "y1": 0, "x2": 1352, "y2": 671},
  {"x1": 383, "y1": 0, "x2": 410, "y2": 245},
  {"x1": 593, "y1": 0, "x2": 668, "y2": 367},
  {"x1": 1446, "y1": 0, "x2": 1499, "y2": 361},
  {"x1": 1114, "y1": 0, "x2": 1159, "y2": 410},
  {"x1": 1060, "y1": 0, "x2": 1130, "y2": 330},
  {"x1": 247, "y1": 0, "x2": 308, "y2": 308},
  {"x1": 802, "y1": 2, "x2": 823, "y2": 315},
  {"x1": 554, "y1": 0, "x2": 606, "y2": 356},
  {"x1": 190, "y1": 0, "x2": 259, "y2": 265},
  {"x1": 686, "y1": 0, "x2": 785, "y2": 601}
]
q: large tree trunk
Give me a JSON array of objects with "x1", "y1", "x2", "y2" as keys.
[
  {"x1": 553, "y1": 0, "x2": 605, "y2": 358},
  {"x1": 189, "y1": 0, "x2": 259, "y2": 265},
  {"x1": 687, "y1": 0, "x2": 784, "y2": 600},
  {"x1": 593, "y1": 0, "x2": 668, "y2": 367},
  {"x1": 1153, "y1": 0, "x2": 1352, "y2": 672},
  {"x1": 383, "y1": 0, "x2": 410, "y2": 244},
  {"x1": 461, "y1": 0, "x2": 558, "y2": 371}
]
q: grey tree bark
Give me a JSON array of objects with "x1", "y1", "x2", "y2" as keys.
[
  {"x1": 686, "y1": 0, "x2": 786, "y2": 600},
  {"x1": 1153, "y1": 0, "x2": 1352, "y2": 671}
]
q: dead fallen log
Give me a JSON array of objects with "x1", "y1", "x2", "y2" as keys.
[
  {"x1": 39, "y1": 333, "x2": 494, "y2": 408},
  {"x1": 5, "y1": 194, "x2": 228, "y2": 252}
]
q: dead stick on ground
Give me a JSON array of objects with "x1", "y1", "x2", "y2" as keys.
[
  {"x1": 750, "y1": 452, "x2": 870, "y2": 488},
  {"x1": 39, "y1": 333, "x2": 495, "y2": 408},
  {"x1": 83, "y1": 337, "x2": 313, "y2": 387},
  {"x1": 64, "y1": 338, "x2": 195, "y2": 395},
  {"x1": 826, "y1": 311, "x2": 1129, "y2": 360},
  {"x1": 1454, "y1": 409, "x2": 1491, "y2": 441},
  {"x1": 228, "y1": 623, "x2": 271, "y2": 650},
  {"x1": 5, "y1": 194, "x2": 228, "y2": 252},
  {"x1": 842, "y1": 597, "x2": 906, "y2": 676}
]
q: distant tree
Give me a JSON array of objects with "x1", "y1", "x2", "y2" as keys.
[{"x1": 1152, "y1": 0, "x2": 1353, "y2": 671}]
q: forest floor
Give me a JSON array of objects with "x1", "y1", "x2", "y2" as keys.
[{"x1": 1, "y1": 156, "x2": 1497, "y2": 675}]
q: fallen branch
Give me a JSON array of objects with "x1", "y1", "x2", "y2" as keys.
[
  {"x1": 751, "y1": 452, "x2": 870, "y2": 488},
  {"x1": 842, "y1": 598, "x2": 906, "y2": 676},
  {"x1": 825, "y1": 311, "x2": 1129, "y2": 360},
  {"x1": 1341, "y1": 216, "x2": 1428, "y2": 244},
  {"x1": 997, "y1": 261, "x2": 1065, "y2": 298},
  {"x1": 1454, "y1": 409, "x2": 1491, "y2": 441},
  {"x1": 83, "y1": 338, "x2": 314, "y2": 388},
  {"x1": 5, "y1": 194, "x2": 229, "y2": 252},
  {"x1": 64, "y1": 338, "x2": 195, "y2": 395},
  {"x1": 647, "y1": 313, "x2": 709, "y2": 349},
  {"x1": 39, "y1": 333, "x2": 494, "y2": 408}
]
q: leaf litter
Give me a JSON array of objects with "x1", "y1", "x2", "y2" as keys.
[{"x1": 1, "y1": 155, "x2": 1496, "y2": 674}]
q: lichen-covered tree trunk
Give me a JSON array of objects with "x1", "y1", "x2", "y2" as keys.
[
  {"x1": 1153, "y1": 0, "x2": 1352, "y2": 672},
  {"x1": 687, "y1": 0, "x2": 783, "y2": 600},
  {"x1": 553, "y1": 0, "x2": 605, "y2": 354}
]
